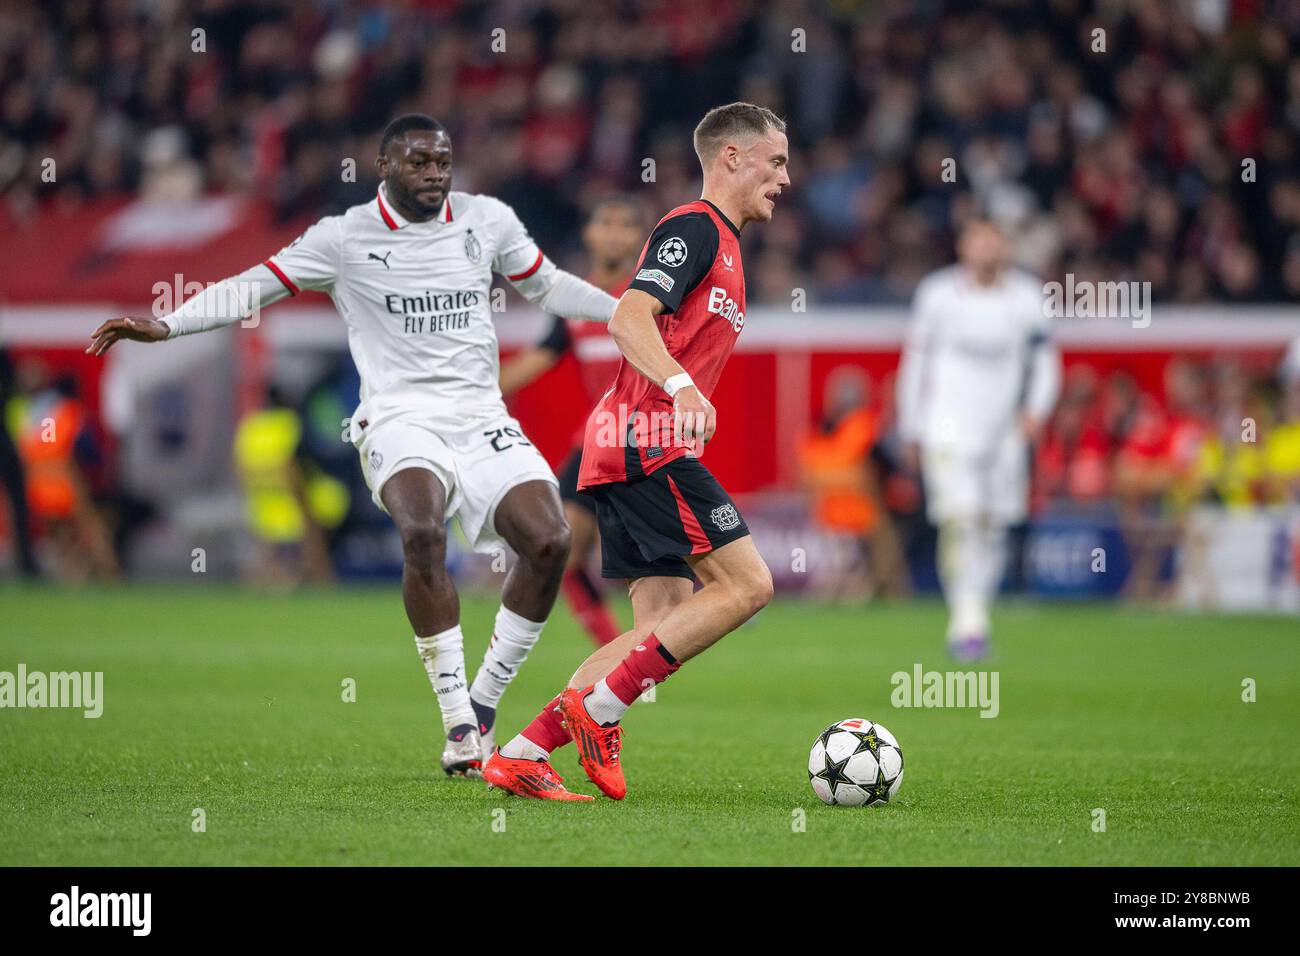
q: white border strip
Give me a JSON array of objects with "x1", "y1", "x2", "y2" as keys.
[{"x1": 3, "y1": 303, "x2": 1298, "y2": 350}]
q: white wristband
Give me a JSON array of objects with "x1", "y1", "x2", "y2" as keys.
[{"x1": 664, "y1": 373, "x2": 694, "y2": 398}]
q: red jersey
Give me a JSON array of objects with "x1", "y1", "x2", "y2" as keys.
[{"x1": 577, "y1": 199, "x2": 745, "y2": 489}]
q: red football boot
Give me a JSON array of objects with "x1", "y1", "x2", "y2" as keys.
[
  {"x1": 559, "y1": 686, "x2": 627, "y2": 800},
  {"x1": 482, "y1": 750, "x2": 593, "y2": 801}
]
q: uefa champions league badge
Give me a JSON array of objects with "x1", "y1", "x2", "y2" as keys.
[
  {"x1": 657, "y1": 236, "x2": 687, "y2": 267},
  {"x1": 464, "y1": 228, "x2": 481, "y2": 263}
]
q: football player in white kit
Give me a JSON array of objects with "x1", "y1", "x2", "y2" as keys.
[
  {"x1": 86, "y1": 115, "x2": 620, "y2": 775},
  {"x1": 896, "y1": 217, "x2": 1060, "y2": 660}
]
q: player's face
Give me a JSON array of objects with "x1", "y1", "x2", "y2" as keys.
[
  {"x1": 378, "y1": 130, "x2": 453, "y2": 219},
  {"x1": 583, "y1": 204, "x2": 643, "y2": 267},
  {"x1": 958, "y1": 222, "x2": 1006, "y2": 275},
  {"x1": 738, "y1": 129, "x2": 790, "y2": 224}
]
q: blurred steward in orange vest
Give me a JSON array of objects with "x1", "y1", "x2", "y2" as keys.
[
  {"x1": 797, "y1": 366, "x2": 909, "y2": 600},
  {"x1": 14, "y1": 368, "x2": 119, "y2": 581}
]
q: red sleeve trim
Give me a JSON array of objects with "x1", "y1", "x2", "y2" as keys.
[
  {"x1": 263, "y1": 259, "x2": 300, "y2": 296},
  {"x1": 506, "y1": 249, "x2": 545, "y2": 281}
]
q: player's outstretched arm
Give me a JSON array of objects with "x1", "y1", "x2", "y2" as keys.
[
  {"x1": 490, "y1": 199, "x2": 617, "y2": 323},
  {"x1": 86, "y1": 217, "x2": 341, "y2": 358},
  {"x1": 508, "y1": 264, "x2": 618, "y2": 323},
  {"x1": 85, "y1": 263, "x2": 292, "y2": 357},
  {"x1": 609, "y1": 289, "x2": 715, "y2": 451}
]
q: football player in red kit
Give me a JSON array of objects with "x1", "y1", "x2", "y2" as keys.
[
  {"x1": 499, "y1": 198, "x2": 645, "y2": 647},
  {"x1": 485, "y1": 103, "x2": 790, "y2": 800}
]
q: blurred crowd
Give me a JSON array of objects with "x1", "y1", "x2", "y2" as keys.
[
  {"x1": 795, "y1": 350, "x2": 1300, "y2": 600},
  {"x1": 3, "y1": 0, "x2": 1300, "y2": 303},
  {"x1": 1035, "y1": 354, "x2": 1300, "y2": 597},
  {"x1": 1035, "y1": 358, "x2": 1300, "y2": 513}
]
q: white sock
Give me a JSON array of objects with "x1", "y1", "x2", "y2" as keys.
[
  {"x1": 414, "y1": 626, "x2": 475, "y2": 733},
  {"x1": 939, "y1": 518, "x2": 990, "y2": 641},
  {"x1": 500, "y1": 735, "x2": 549, "y2": 761},
  {"x1": 583, "y1": 678, "x2": 628, "y2": 726},
  {"x1": 980, "y1": 523, "x2": 1008, "y2": 606},
  {"x1": 469, "y1": 606, "x2": 545, "y2": 707}
]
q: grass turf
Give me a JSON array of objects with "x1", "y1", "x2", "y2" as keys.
[{"x1": 0, "y1": 583, "x2": 1296, "y2": 866}]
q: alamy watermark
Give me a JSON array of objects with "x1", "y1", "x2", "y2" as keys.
[
  {"x1": 151, "y1": 274, "x2": 263, "y2": 328},
  {"x1": 0, "y1": 664, "x2": 103, "y2": 718},
  {"x1": 1043, "y1": 274, "x2": 1151, "y2": 329},
  {"x1": 49, "y1": 886, "x2": 150, "y2": 935},
  {"x1": 890, "y1": 664, "x2": 999, "y2": 718},
  {"x1": 591, "y1": 403, "x2": 694, "y2": 452}
]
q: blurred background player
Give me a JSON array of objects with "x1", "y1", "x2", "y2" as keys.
[
  {"x1": 85, "y1": 113, "x2": 619, "y2": 776},
  {"x1": 0, "y1": 346, "x2": 40, "y2": 578},
  {"x1": 232, "y1": 384, "x2": 348, "y2": 589},
  {"x1": 897, "y1": 217, "x2": 1061, "y2": 660},
  {"x1": 498, "y1": 197, "x2": 645, "y2": 645},
  {"x1": 486, "y1": 103, "x2": 786, "y2": 801}
]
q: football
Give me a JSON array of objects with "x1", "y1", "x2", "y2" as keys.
[{"x1": 808, "y1": 718, "x2": 905, "y2": 807}]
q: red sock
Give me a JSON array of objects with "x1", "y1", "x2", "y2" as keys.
[
  {"x1": 519, "y1": 693, "x2": 570, "y2": 753},
  {"x1": 602, "y1": 634, "x2": 680, "y2": 705},
  {"x1": 562, "y1": 568, "x2": 621, "y2": 646}
]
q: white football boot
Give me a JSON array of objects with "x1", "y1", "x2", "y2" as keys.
[{"x1": 441, "y1": 724, "x2": 483, "y2": 778}]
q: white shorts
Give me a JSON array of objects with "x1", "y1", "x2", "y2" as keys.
[
  {"x1": 922, "y1": 432, "x2": 1028, "y2": 525},
  {"x1": 352, "y1": 408, "x2": 557, "y2": 554}
]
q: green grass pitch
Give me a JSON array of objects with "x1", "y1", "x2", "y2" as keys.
[{"x1": 1, "y1": 584, "x2": 1296, "y2": 866}]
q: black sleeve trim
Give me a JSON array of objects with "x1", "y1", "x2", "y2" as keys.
[{"x1": 627, "y1": 212, "x2": 718, "y2": 314}]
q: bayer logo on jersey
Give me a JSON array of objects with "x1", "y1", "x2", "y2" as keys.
[{"x1": 657, "y1": 236, "x2": 688, "y2": 267}]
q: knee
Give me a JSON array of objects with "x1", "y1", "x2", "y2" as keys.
[
  {"x1": 729, "y1": 560, "x2": 774, "y2": 620},
  {"x1": 400, "y1": 521, "x2": 447, "y2": 571},
  {"x1": 519, "y1": 518, "x2": 571, "y2": 572}
]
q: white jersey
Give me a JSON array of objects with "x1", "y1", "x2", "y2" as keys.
[
  {"x1": 896, "y1": 265, "x2": 1059, "y2": 457},
  {"x1": 263, "y1": 185, "x2": 548, "y2": 427}
]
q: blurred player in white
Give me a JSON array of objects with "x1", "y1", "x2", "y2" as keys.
[
  {"x1": 86, "y1": 114, "x2": 619, "y2": 775},
  {"x1": 896, "y1": 217, "x2": 1060, "y2": 660}
]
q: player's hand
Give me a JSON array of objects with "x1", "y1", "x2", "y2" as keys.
[
  {"x1": 85, "y1": 316, "x2": 170, "y2": 356},
  {"x1": 1020, "y1": 413, "x2": 1044, "y2": 445},
  {"x1": 673, "y1": 386, "x2": 716, "y2": 456}
]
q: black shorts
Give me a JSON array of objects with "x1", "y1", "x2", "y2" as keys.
[
  {"x1": 584, "y1": 456, "x2": 750, "y2": 580},
  {"x1": 557, "y1": 447, "x2": 596, "y2": 517}
]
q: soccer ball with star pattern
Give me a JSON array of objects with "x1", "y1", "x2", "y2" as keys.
[{"x1": 807, "y1": 718, "x2": 904, "y2": 807}]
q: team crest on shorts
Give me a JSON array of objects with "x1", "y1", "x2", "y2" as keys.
[
  {"x1": 464, "y1": 228, "x2": 482, "y2": 263},
  {"x1": 369, "y1": 448, "x2": 383, "y2": 472},
  {"x1": 710, "y1": 503, "x2": 741, "y2": 531}
]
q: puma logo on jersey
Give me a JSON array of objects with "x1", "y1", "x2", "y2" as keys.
[
  {"x1": 706, "y1": 286, "x2": 744, "y2": 333},
  {"x1": 368, "y1": 251, "x2": 392, "y2": 269}
]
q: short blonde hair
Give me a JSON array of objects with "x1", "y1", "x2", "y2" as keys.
[{"x1": 693, "y1": 102, "x2": 786, "y2": 163}]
